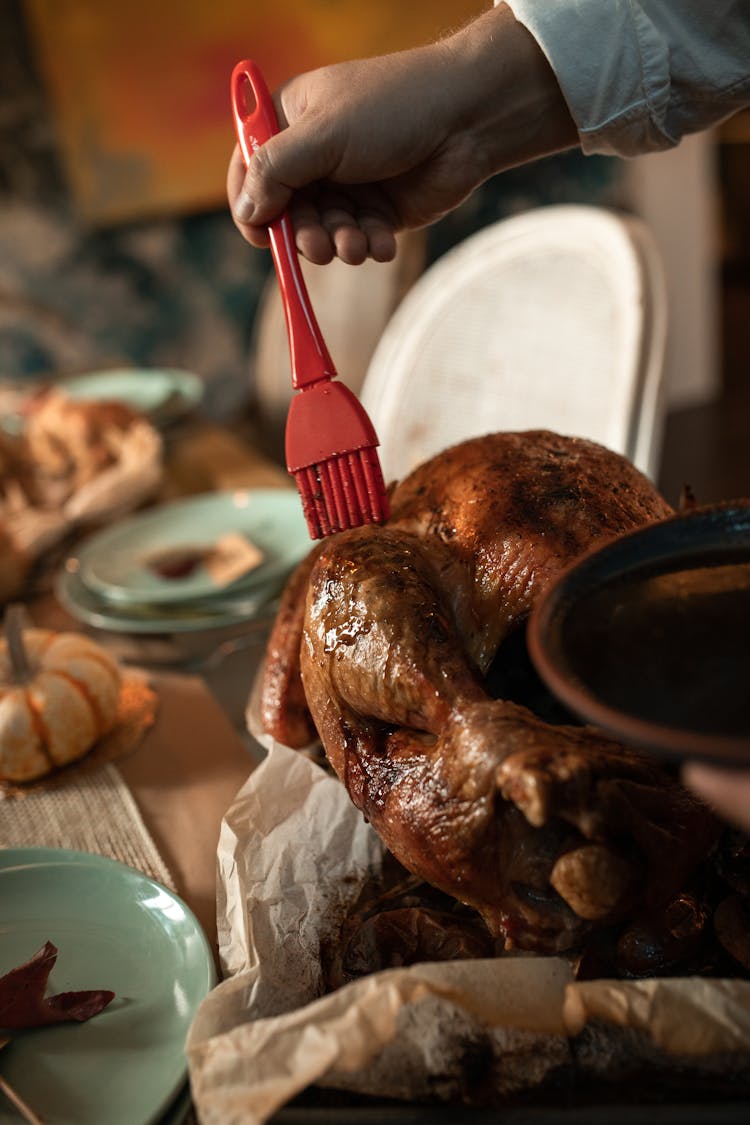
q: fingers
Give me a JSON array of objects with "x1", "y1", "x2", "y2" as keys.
[
  {"x1": 320, "y1": 205, "x2": 369, "y2": 265},
  {"x1": 682, "y1": 762, "x2": 750, "y2": 832},
  {"x1": 359, "y1": 214, "x2": 398, "y2": 263},
  {"x1": 290, "y1": 206, "x2": 396, "y2": 266},
  {"x1": 293, "y1": 190, "x2": 397, "y2": 265},
  {"x1": 288, "y1": 197, "x2": 339, "y2": 264},
  {"x1": 228, "y1": 143, "x2": 398, "y2": 264}
]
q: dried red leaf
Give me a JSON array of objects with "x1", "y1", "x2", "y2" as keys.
[{"x1": 0, "y1": 941, "x2": 115, "y2": 1030}]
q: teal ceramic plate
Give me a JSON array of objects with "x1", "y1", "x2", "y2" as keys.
[
  {"x1": 0, "y1": 848, "x2": 215, "y2": 1125},
  {"x1": 60, "y1": 368, "x2": 204, "y2": 425},
  {"x1": 55, "y1": 563, "x2": 278, "y2": 635},
  {"x1": 74, "y1": 489, "x2": 309, "y2": 608}
]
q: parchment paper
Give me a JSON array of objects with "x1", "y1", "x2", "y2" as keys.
[{"x1": 186, "y1": 740, "x2": 750, "y2": 1125}]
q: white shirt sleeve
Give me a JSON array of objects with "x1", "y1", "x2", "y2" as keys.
[{"x1": 502, "y1": 0, "x2": 750, "y2": 156}]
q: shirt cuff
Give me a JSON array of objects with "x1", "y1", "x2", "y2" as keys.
[{"x1": 502, "y1": 0, "x2": 677, "y2": 156}]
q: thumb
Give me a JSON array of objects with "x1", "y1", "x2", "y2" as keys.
[{"x1": 233, "y1": 117, "x2": 337, "y2": 226}]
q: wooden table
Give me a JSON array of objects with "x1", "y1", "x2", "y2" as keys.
[
  {"x1": 115, "y1": 669, "x2": 256, "y2": 953},
  {"x1": 13, "y1": 416, "x2": 294, "y2": 962}
]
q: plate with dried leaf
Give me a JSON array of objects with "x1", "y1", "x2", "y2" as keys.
[{"x1": 0, "y1": 848, "x2": 215, "y2": 1125}]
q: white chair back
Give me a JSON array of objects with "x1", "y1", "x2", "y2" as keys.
[{"x1": 359, "y1": 204, "x2": 668, "y2": 484}]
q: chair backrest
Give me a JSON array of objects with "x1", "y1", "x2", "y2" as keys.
[{"x1": 359, "y1": 204, "x2": 668, "y2": 484}]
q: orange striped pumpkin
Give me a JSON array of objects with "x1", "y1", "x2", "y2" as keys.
[{"x1": 0, "y1": 629, "x2": 122, "y2": 783}]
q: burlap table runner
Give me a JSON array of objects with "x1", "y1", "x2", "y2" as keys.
[{"x1": 0, "y1": 762, "x2": 176, "y2": 890}]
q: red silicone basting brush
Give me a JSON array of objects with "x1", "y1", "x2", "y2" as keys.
[{"x1": 231, "y1": 59, "x2": 390, "y2": 540}]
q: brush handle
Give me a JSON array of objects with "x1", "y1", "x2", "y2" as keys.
[{"x1": 231, "y1": 59, "x2": 336, "y2": 390}]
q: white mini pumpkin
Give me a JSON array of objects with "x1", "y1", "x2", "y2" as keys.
[{"x1": 0, "y1": 624, "x2": 122, "y2": 783}]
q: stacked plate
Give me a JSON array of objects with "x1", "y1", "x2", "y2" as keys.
[
  {"x1": 56, "y1": 489, "x2": 311, "y2": 636},
  {"x1": 59, "y1": 367, "x2": 205, "y2": 427}
]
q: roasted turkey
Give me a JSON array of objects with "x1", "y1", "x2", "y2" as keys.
[{"x1": 259, "y1": 431, "x2": 720, "y2": 954}]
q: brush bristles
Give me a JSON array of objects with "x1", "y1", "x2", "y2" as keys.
[{"x1": 294, "y1": 448, "x2": 390, "y2": 539}]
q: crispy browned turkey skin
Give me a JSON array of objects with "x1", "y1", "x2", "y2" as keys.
[{"x1": 260, "y1": 431, "x2": 720, "y2": 953}]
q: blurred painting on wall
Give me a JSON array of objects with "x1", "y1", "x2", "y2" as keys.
[{"x1": 23, "y1": 0, "x2": 484, "y2": 226}]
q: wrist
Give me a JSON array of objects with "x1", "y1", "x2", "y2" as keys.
[{"x1": 440, "y1": 2, "x2": 578, "y2": 177}]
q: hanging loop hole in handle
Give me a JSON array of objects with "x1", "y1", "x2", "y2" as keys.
[{"x1": 231, "y1": 60, "x2": 280, "y2": 163}]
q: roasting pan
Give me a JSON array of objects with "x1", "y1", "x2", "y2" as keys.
[
  {"x1": 273, "y1": 1101, "x2": 750, "y2": 1124},
  {"x1": 527, "y1": 501, "x2": 750, "y2": 765},
  {"x1": 272, "y1": 1064, "x2": 750, "y2": 1124}
]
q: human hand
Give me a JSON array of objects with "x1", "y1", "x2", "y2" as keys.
[
  {"x1": 227, "y1": 45, "x2": 486, "y2": 266},
  {"x1": 682, "y1": 762, "x2": 750, "y2": 833},
  {"x1": 227, "y1": 5, "x2": 575, "y2": 264}
]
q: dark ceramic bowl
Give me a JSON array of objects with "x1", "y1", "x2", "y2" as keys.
[{"x1": 527, "y1": 501, "x2": 750, "y2": 765}]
